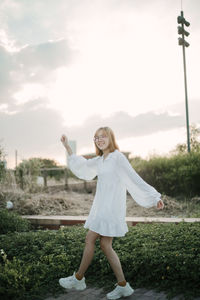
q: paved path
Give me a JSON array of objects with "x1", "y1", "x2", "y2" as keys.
[{"x1": 45, "y1": 287, "x2": 200, "y2": 300}]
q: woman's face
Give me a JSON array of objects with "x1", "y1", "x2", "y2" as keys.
[{"x1": 94, "y1": 129, "x2": 110, "y2": 151}]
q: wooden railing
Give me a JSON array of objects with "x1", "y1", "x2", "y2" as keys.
[
  {"x1": 16, "y1": 167, "x2": 96, "y2": 193},
  {"x1": 40, "y1": 167, "x2": 68, "y2": 189}
]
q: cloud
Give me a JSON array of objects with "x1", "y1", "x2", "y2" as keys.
[
  {"x1": 164, "y1": 99, "x2": 200, "y2": 132},
  {"x1": 1, "y1": 101, "x2": 199, "y2": 167},
  {"x1": 17, "y1": 39, "x2": 72, "y2": 72},
  {"x1": 0, "y1": 45, "x2": 16, "y2": 102},
  {"x1": 0, "y1": 0, "x2": 67, "y2": 45},
  {"x1": 0, "y1": 0, "x2": 200, "y2": 167},
  {"x1": 0, "y1": 99, "x2": 64, "y2": 158},
  {"x1": 0, "y1": 38, "x2": 74, "y2": 108},
  {"x1": 1, "y1": 105, "x2": 186, "y2": 156},
  {"x1": 65, "y1": 110, "x2": 185, "y2": 148}
]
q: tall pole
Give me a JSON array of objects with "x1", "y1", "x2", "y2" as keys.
[
  {"x1": 181, "y1": 11, "x2": 190, "y2": 153},
  {"x1": 177, "y1": 11, "x2": 191, "y2": 153}
]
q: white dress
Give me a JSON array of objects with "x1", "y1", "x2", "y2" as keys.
[{"x1": 68, "y1": 149, "x2": 161, "y2": 237}]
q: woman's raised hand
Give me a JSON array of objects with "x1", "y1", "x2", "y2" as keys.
[
  {"x1": 61, "y1": 134, "x2": 73, "y2": 155},
  {"x1": 61, "y1": 134, "x2": 69, "y2": 148}
]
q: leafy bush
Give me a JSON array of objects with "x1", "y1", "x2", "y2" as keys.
[
  {"x1": 132, "y1": 152, "x2": 200, "y2": 197},
  {"x1": 173, "y1": 124, "x2": 200, "y2": 154},
  {"x1": 0, "y1": 161, "x2": 6, "y2": 182},
  {"x1": 0, "y1": 223, "x2": 200, "y2": 299},
  {"x1": 15, "y1": 158, "x2": 43, "y2": 192},
  {"x1": 0, "y1": 210, "x2": 31, "y2": 234}
]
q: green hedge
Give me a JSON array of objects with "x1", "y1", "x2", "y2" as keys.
[
  {"x1": 0, "y1": 210, "x2": 31, "y2": 234},
  {"x1": 133, "y1": 152, "x2": 200, "y2": 197},
  {"x1": 0, "y1": 223, "x2": 200, "y2": 300}
]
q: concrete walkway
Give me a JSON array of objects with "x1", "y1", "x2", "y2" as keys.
[
  {"x1": 22, "y1": 215, "x2": 200, "y2": 230},
  {"x1": 45, "y1": 287, "x2": 200, "y2": 300}
]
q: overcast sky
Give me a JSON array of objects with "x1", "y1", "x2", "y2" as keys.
[{"x1": 0, "y1": 0, "x2": 200, "y2": 168}]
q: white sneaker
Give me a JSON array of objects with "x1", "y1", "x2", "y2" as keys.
[
  {"x1": 59, "y1": 272, "x2": 86, "y2": 291},
  {"x1": 107, "y1": 282, "x2": 134, "y2": 299}
]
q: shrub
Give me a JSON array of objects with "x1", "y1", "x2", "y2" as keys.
[
  {"x1": 0, "y1": 210, "x2": 31, "y2": 234},
  {"x1": 15, "y1": 158, "x2": 43, "y2": 192},
  {"x1": 0, "y1": 223, "x2": 200, "y2": 299},
  {"x1": 132, "y1": 152, "x2": 200, "y2": 197}
]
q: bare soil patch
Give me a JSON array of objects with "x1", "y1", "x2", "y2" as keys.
[
  {"x1": 1, "y1": 178, "x2": 200, "y2": 217},
  {"x1": 1, "y1": 189, "x2": 196, "y2": 218}
]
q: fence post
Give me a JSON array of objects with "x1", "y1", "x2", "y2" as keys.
[
  {"x1": 64, "y1": 168, "x2": 69, "y2": 190},
  {"x1": 83, "y1": 180, "x2": 87, "y2": 192},
  {"x1": 43, "y1": 170, "x2": 47, "y2": 188},
  {"x1": 19, "y1": 169, "x2": 24, "y2": 190}
]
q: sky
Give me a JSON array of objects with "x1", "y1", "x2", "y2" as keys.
[{"x1": 0, "y1": 0, "x2": 200, "y2": 168}]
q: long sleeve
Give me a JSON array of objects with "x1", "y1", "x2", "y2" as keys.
[
  {"x1": 68, "y1": 154, "x2": 98, "y2": 181},
  {"x1": 117, "y1": 151, "x2": 161, "y2": 208}
]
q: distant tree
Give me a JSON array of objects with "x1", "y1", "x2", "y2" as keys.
[
  {"x1": 36, "y1": 158, "x2": 60, "y2": 168},
  {"x1": 15, "y1": 158, "x2": 42, "y2": 190},
  {"x1": 0, "y1": 142, "x2": 6, "y2": 181},
  {"x1": 173, "y1": 124, "x2": 200, "y2": 154},
  {"x1": 0, "y1": 144, "x2": 3, "y2": 160},
  {"x1": 0, "y1": 141, "x2": 6, "y2": 161}
]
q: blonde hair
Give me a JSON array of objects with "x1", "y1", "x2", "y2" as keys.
[{"x1": 94, "y1": 126, "x2": 119, "y2": 156}]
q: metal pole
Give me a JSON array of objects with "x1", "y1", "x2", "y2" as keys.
[{"x1": 181, "y1": 11, "x2": 190, "y2": 153}]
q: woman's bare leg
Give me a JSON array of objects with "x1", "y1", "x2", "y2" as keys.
[
  {"x1": 76, "y1": 230, "x2": 100, "y2": 277},
  {"x1": 100, "y1": 236, "x2": 125, "y2": 283}
]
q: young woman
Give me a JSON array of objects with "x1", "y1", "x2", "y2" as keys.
[{"x1": 59, "y1": 126, "x2": 164, "y2": 300}]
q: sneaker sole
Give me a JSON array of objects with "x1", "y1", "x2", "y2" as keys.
[
  {"x1": 59, "y1": 281, "x2": 86, "y2": 291},
  {"x1": 123, "y1": 289, "x2": 134, "y2": 297},
  {"x1": 75, "y1": 285, "x2": 87, "y2": 291},
  {"x1": 107, "y1": 289, "x2": 134, "y2": 299},
  {"x1": 59, "y1": 276, "x2": 86, "y2": 291},
  {"x1": 59, "y1": 285, "x2": 86, "y2": 291}
]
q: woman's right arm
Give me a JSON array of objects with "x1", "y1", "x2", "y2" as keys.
[
  {"x1": 60, "y1": 134, "x2": 98, "y2": 181},
  {"x1": 61, "y1": 134, "x2": 73, "y2": 156}
]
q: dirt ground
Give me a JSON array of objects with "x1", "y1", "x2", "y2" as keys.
[
  {"x1": 4, "y1": 188, "x2": 197, "y2": 218},
  {"x1": 1, "y1": 177, "x2": 200, "y2": 218},
  {"x1": 24, "y1": 191, "x2": 184, "y2": 217}
]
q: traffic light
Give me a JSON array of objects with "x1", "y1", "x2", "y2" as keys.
[{"x1": 177, "y1": 11, "x2": 190, "y2": 47}]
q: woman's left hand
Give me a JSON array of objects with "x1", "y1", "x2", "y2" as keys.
[{"x1": 157, "y1": 199, "x2": 164, "y2": 210}]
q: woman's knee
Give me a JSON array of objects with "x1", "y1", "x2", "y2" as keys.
[
  {"x1": 100, "y1": 237, "x2": 113, "y2": 253},
  {"x1": 85, "y1": 230, "x2": 99, "y2": 246}
]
